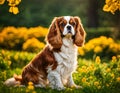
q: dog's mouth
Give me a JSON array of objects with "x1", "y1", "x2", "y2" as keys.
[
  {"x1": 68, "y1": 30, "x2": 72, "y2": 33},
  {"x1": 65, "y1": 33, "x2": 72, "y2": 38},
  {"x1": 62, "y1": 29, "x2": 75, "y2": 38}
]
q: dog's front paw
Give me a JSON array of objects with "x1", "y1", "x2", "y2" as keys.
[
  {"x1": 50, "y1": 84, "x2": 65, "y2": 90},
  {"x1": 70, "y1": 84, "x2": 82, "y2": 89},
  {"x1": 57, "y1": 86, "x2": 66, "y2": 91},
  {"x1": 51, "y1": 86, "x2": 65, "y2": 90}
]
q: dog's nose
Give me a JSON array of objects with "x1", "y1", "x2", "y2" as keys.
[{"x1": 67, "y1": 25, "x2": 71, "y2": 30}]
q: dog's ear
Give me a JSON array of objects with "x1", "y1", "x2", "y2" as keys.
[
  {"x1": 74, "y1": 16, "x2": 86, "y2": 47},
  {"x1": 46, "y1": 17, "x2": 62, "y2": 50}
]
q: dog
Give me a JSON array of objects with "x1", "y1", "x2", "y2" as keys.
[{"x1": 4, "y1": 16, "x2": 86, "y2": 90}]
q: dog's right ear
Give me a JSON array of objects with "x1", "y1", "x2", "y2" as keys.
[
  {"x1": 46, "y1": 17, "x2": 63, "y2": 50},
  {"x1": 74, "y1": 16, "x2": 86, "y2": 47}
]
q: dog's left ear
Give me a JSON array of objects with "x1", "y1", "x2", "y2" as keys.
[
  {"x1": 74, "y1": 16, "x2": 86, "y2": 47},
  {"x1": 46, "y1": 17, "x2": 62, "y2": 50}
]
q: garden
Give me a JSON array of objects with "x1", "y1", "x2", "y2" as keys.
[
  {"x1": 0, "y1": 0, "x2": 120, "y2": 93},
  {"x1": 0, "y1": 26, "x2": 120, "y2": 93}
]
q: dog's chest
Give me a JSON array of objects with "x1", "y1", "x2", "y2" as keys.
[{"x1": 53, "y1": 38, "x2": 78, "y2": 76}]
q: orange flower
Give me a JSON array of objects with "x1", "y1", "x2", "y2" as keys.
[
  {"x1": 116, "y1": 77, "x2": 120, "y2": 82},
  {"x1": 0, "y1": 0, "x2": 5, "y2": 4}
]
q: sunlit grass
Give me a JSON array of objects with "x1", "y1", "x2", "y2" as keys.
[{"x1": 0, "y1": 49, "x2": 120, "y2": 93}]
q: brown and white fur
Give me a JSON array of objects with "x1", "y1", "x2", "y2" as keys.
[{"x1": 4, "y1": 16, "x2": 86, "y2": 90}]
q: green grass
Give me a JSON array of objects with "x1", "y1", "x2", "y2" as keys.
[{"x1": 0, "y1": 49, "x2": 120, "y2": 93}]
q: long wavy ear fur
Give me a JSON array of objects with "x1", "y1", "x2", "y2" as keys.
[
  {"x1": 74, "y1": 16, "x2": 86, "y2": 47},
  {"x1": 46, "y1": 17, "x2": 62, "y2": 50}
]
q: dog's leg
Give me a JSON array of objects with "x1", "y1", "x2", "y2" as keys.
[
  {"x1": 47, "y1": 71, "x2": 65, "y2": 90},
  {"x1": 67, "y1": 74, "x2": 82, "y2": 89},
  {"x1": 34, "y1": 84, "x2": 45, "y2": 88}
]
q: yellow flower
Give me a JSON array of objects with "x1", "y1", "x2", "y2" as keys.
[
  {"x1": 27, "y1": 82, "x2": 34, "y2": 90},
  {"x1": 105, "y1": 0, "x2": 111, "y2": 3},
  {"x1": 0, "y1": 0, "x2": 5, "y2": 4},
  {"x1": 86, "y1": 82, "x2": 90, "y2": 86},
  {"x1": 7, "y1": 0, "x2": 21, "y2": 6},
  {"x1": 9, "y1": 6, "x2": 19, "y2": 14},
  {"x1": 103, "y1": 63, "x2": 107, "y2": 67},
  {"x1": 22, "y1": 38, "x2": 45, "y2": 52},
  {"x1": 112, "y1": 0, "x2": 116, "y2": 2},
  {"x1": 111, "y1": 73, "x2": 115, "y2": 78},
  {"x1": 94, "y1": 46, "x2": 102, "y2": 53},
  {"x1": 28, "y1": 81, "x2": 33, "y2": 86},
  {"x1": 78, "y1": 47, "x2": 85, "y2": 56},
  {"x1": 97, "y1": 85, "x2": 101, "y2": 89},
  {"x1": 8, "y1": 61, "x2": 11, "y2": 66},
  {"x1": 106, "y1": 68, "x2": 111, "y2": 73},
  {"x1": 108, "y1": 38, "x2": 114, "y2": 44},
  {"x1": 2, "y1": 71, "x2": 7, "y2": 79},
  {"x1": 95, "y1": 56, "x2": 101, "y2": 64},
  {"x1": 82, "y1": 66, "x2": 86, "y2": 69},
  {"x1": 116, "y1": 77, "x2": 120, "y2": 82},
  {"x1": 106, "y1": 83, "x2": 109, "y2": 87},
  {"x1": 15, "y1": 0, "x2": 21, "y2": 5},
  {"x1": 91, "y1": 64, "x2": 94, "y2": 67},
  {"x1": 94, "y1": 81, "x2": 99, "y2": 86},
  {"x1": 28, "y1": 85, "x2": 34, "y2": 90},
  {"x1": 14, "y1": 54, "x2": 18, "y2": 60},
  {"x1": 103, "y1": 0, "x2": 120, "y2": 14},
  {"x1": 1, "y1": 49, "x2": 5, "y2": 55},
  {"x1": 81, "y1": 66, "x2": 88, "y2": 73},
  {"x1": 82, "y1": 77, "x2": 86, "y2": 82},
  {"x1": 87, "y1": 66, "x2": 93, "y2": 71},
  {"x1": 117, "y1": 55, "x2": 120, "y2": 59},
  {"x1": 32, "y1": 91, "x2": 36, "y2": 93},
  {"x1": 84, "y1": 43, "x2": 94, "y2": 52},
  {"x1": 103, "y1": 5, "x2": 110, "y2": 11},
  {"x1": 117, "y1": 67, "x2": 120, "y2": 72},
  {"x1": 89, "y1": 76, "x2": 92, "y2": 79},
  {"x1": 112, "y1": 56, "x2": 117, "y2": 62}
]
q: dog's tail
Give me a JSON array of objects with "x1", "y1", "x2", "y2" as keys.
[{"x1": 4, "y1": 74, "x2": 22, "y2": 87}]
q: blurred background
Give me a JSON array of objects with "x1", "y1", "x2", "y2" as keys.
[
  {"x1": 0, "y1": 0, "x2": 120, "y2": 59},
  {"x1": 0, "y1": 0, "x2": 119, "y2": 28}
]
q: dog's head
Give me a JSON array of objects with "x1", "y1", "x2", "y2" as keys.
[{"x1": 46, "y1": 16, "x2": 86, "y2": 50}]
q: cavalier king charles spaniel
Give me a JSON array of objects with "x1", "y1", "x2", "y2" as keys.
[{"x1": 4, "y1": 16, "x2": 86, "y2": 90}]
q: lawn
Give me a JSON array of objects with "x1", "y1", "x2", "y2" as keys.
[{"x1": 0, "y1": 49, "x2": 120, "y2": 93}]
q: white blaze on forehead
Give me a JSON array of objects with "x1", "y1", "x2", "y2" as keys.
[
  {"x1": 63, "y1": 16, "x2": 75, "y2": 36},
  {"x1": 64, "y1": 16, "x2": 71, "y2": 23}
]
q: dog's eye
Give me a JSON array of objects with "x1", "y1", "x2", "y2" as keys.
[
  {"x1": 60, "y1": 22, "x2": 66, "y2": 27},
  {"x1": 71, "y1": 22, "x2": 76, "y2": 26}
]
